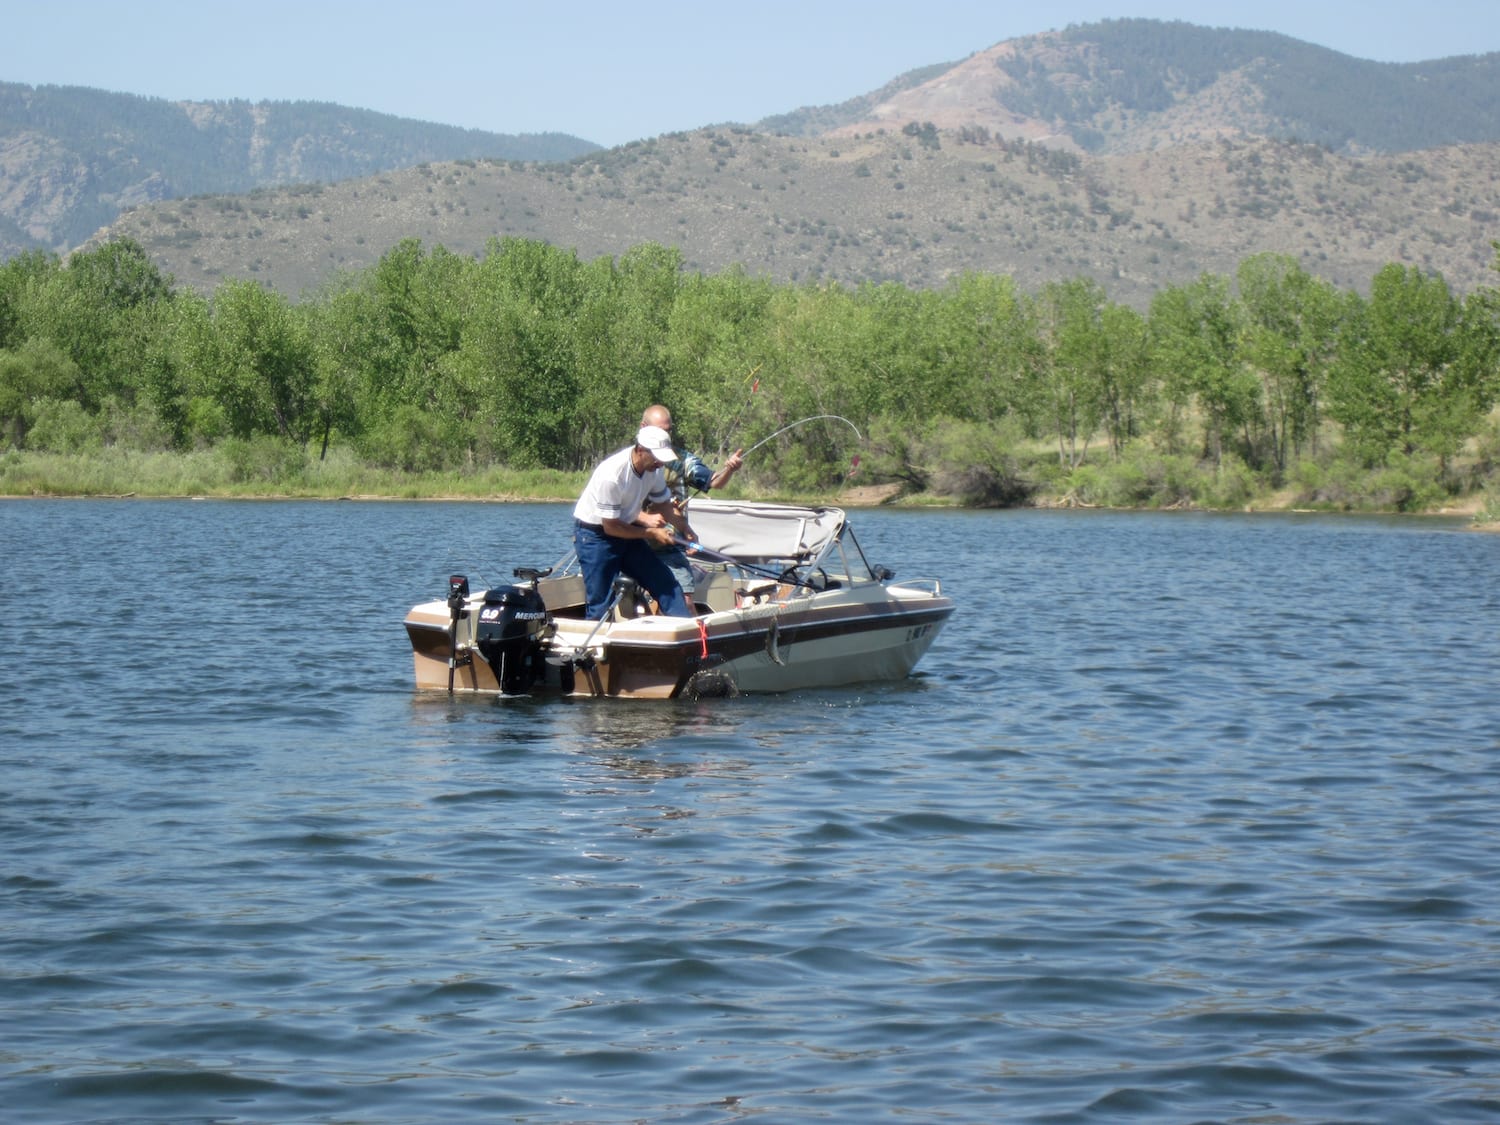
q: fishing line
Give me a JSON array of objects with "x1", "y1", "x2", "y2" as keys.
[{"x1": 743, "y1": 414, "x2": 864, "y2": 457}]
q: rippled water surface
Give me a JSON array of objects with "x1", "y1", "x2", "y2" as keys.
[{"x1": 4, "y1": 498, "x2": 1500, "y2": 1123}]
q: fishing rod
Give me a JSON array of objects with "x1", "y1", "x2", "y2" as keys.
[
  {"x1": 673, "y1": 537, "x2": 824, "y2": 594},
  {"x1": 742, "y1": 414, "x2": 864, "y2": 458},
  {"x1": 719, "y1": 364, "x2": 763, "y2": 447}
]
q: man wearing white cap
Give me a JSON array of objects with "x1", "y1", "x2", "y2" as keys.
[{"x1": 572, "y1": 425, "x2": 698, "y2": 619}]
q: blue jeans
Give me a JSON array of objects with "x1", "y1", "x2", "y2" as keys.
[
  {"x1": 654, "y1": 543, "x2": 698, "y2": 595},
  {"x1": 574, "y1": 523, "x2": 692, "y2": 620}
]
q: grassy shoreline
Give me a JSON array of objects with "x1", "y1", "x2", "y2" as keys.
[{"x1": 2, "y1": 447, "x2": 1495, "y2": 526}]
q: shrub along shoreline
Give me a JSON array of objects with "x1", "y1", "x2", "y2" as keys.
[{"x1": 3, "y1": 446, "x2": 1494, "y2": 527}]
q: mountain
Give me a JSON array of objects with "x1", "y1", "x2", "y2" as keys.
[
  {"x1": 87, "y1": 128, "x2": 1500, "y2": 310},
  {"x1": 0, "y1": 82, "x2": 600, "y2": 255},
  {"x1": 18, "y1": 20, "x2": 1500, "y2": 307},
  {"x1": 760, "y1": 19, "x2": 1500, "y2": 156}
]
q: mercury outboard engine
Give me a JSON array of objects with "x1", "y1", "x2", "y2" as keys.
[{"x1": 474, "y1": 572, "x2": 551, "y2": 694}]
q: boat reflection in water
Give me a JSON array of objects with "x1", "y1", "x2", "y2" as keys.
[{"x1": 404, "y1": 499, "x2": 955, "y2": 700}]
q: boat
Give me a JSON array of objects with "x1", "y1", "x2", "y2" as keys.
[{"x1": 403, "y1": 498, "x2": 955, "y2": 699}]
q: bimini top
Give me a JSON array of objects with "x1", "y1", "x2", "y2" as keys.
[{"x1": 684, "y1": 500, "x2": 847, "y2": 564}]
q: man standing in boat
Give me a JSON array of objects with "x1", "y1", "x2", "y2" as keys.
[
  {"x1": 573, "y1": 425, "x2": 697, "y2": 620},
  {"x1": 639, "y1": 404, "x2": 744, "y2": 599}
]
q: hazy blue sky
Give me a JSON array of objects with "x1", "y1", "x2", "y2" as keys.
[{"x1": 5, "y1": 1, "x2": 1498, "y2": 147}]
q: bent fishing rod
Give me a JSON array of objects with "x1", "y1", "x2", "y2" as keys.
[{"x1": 741, "y1": 414, "x2": 863, "y2": 458}]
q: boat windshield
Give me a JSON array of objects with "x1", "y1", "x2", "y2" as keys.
[{"x1": 823, "y1": 526, "x2": 877, "y2": 583}]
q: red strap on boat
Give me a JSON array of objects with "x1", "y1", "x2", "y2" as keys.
[{"x1": 697, "y1": 618, "x2": 709, "y2": 659}]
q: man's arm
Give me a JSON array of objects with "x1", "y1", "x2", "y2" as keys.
[
  {"x1": 709, "y1": 449, "x2": 744, "y2": 490},
  {"x1": 601, "y1": 515, "x2": 676, "y2": 547},
  {"x1": 645, "y1": 499, "x2": 694, "y2": 541}
]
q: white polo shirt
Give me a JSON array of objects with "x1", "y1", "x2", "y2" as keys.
[{"x1": 573, "y1": 445, "x2": 671, "y2": 528}]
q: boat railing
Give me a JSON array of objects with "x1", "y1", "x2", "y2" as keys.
[{"x1": 888, "y1": 577, "x2": 943, "y2": 597}]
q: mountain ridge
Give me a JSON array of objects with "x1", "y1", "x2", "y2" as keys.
[
  {"x1": 10, "y1": 19, "x2": 1500, "y2": 307},
  {"x1": 758, "y1": 19, "x2": 1500, "y2": 155},
  {"x1": 0, "y1": 81, "x2": 599, "y2": 254},
  {"x1": 87, "y1": 128, "x2": 1500, "y2": 310}
]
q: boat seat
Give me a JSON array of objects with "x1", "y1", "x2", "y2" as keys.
[
  {"x1": 538, "y1": 573, "x2": 586, "y2": 614},
  {"x1": 695, "y1": 570, "x2": 737, "y2": 614}
]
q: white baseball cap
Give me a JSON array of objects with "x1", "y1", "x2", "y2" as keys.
[{"x1": 636, "y1": 425, "x2": 675, "y2": 463}]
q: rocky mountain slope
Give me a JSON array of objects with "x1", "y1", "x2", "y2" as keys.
[
  {"x1": 763, "y1": 19, "x2": 1500, "y2": 155},
  {"x1": 0, "y1": 82, "x2": 598, "y2": 255},
  {"x1": 91, "y1": 128, "x2": 1500, "y2": 309},
  {"x1": 20, "y1": 19, "x2": 1500, "y2": 305}
]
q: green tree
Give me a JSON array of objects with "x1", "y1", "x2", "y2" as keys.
[
  {"x1": 931, "y1": 272, "x2": 1040, "y2": 425},
  {"x1": 301, "y1": 297, "x2": 365, "y2": 460},
  {"x1": 191, "y1": 280, "x2": 317, "y2": 443},
  {"x1": 1236, "y1": 253, "x2": 1348, "y2": 474},
  {"x1": 126, "y1": 291, "x2": 202, "y2": 450},
  {"x1": 44, "y1": 239, "x2": 177, "y2": 412},
  {"x1": 362, "y1": 240, "x2": 473, "y2": 413},
  {"x1": 1095, "y1": 300, "x2": 1154, "y2": 458},
  {"x1": 0, "y1": 250, "x2": 60, "y2": 352},
  {"x1": 662, "y1": 266, "x2": 776, "y2": 462},
  {"x1": 1328, "y1": 264, "x2": 1495, "y2": 467},
  {"x1": 568, "y1": 243, "x2": 684, "y2": 463},
  {"x1": 0, "y1": 338, "x2": 83, "y2": 448},
  {"x1": 1035, "y1": 277, "x2": 1111, "y2": 468},
  {"x1": 1149, "y1": 273, "x2": 1259, "y2": 466},
  {"x1": 456, "y1": 237, "x2": 588, "y2": 469}
]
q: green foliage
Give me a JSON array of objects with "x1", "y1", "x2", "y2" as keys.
[
  {"x1": 356, "y1": 404, "x2": 463, "y2": 473},
  {"x1": 1235, "y1": 253, "x2": 1346, "y2": 475},
  {"x1": 1149, "y1": 272, "x2": 1260, "y2": 465},
  {"x1": 0, "y1": 338, "x2": 82, "y2": 446},
  {"x1": 1365, "y1": 453, "x2": 1447, "y2": 512},
  {"x1": 0, "y1": 250, "x2": 59, "y2": 349},
  {"x1": 217, "y1": 435, "x2": 309, "y2": 484},
  {"x1": 1059, "y1": 448, "x2": 1233, "y2": 509},
  {"x1": 1327, "y1": 265, "x2": 1493, "y2": 467},
  {"x1": 1035, "y1": 277, "x2": 1112, "y2": 467},
  {"x1": 6, "y1": 233, "x2": 1500, "y2": 514},
  {"x1": 1199, "y1": 454, "x2": 1261, "y2": 509},
  {"x1": 1286, "y1": 448, "x2": 1447, "y2": 512},
  {"x1": 26, "y1": 397, "x2": 101, "y2": 453},
  {"x1": 188, "y1": 279, "x2": 318, "y2": 443},
  {"x1": 921, "y1": 417, "x2": 1036, "y2": 507}
]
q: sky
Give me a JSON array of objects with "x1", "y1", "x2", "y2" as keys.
[{"x1": 5, "y1": 1, "x2": 1500, "y2": 149}]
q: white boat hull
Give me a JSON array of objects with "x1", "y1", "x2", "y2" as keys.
[
  {"x1": 407, "y1": 582, "x2": 952, "y2": 699},
  {"x1": 404, "y1": 499, "x2": 955, "y2": 699}
]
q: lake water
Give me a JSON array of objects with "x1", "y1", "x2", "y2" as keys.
[{"x1": 3, "y1": 498, "x2": 1499, "y2": 1124}]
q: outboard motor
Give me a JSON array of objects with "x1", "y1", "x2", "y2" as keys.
[{"x1": 474, "y1": 583, "x2": 550, "y2": 694}]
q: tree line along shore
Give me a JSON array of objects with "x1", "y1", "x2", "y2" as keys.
[{"x1": 3, "y1": 235, "x2": 1498, "y2": 525}]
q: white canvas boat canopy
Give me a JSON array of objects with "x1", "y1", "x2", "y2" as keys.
[{"x1": 684, "y1": 500, "x2": 846, "y2": 563}]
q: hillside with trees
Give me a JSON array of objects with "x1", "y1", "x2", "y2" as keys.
[
  {"x1": 0, "y1": 82, "x2": 599, "y2": 256},
  {"x1": 7, "y1": 18, "x2": 1500, "y2": 296},
  {"x1": 1042, "y1": 19, "x2": 1500, "y2": 154},
  {"x1": 769, "y1": 19, "x2": 1500, "y2": 156},
  {"x1": 85, "y1": 128, "x2": 1500, "y2": 311}
]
